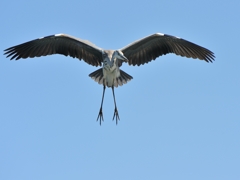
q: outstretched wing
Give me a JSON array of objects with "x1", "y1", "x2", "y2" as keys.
[
  {"x1": 120, "y1": 33, "x2": 215, "y2": 66},
  {"x1": 4, "y1": 34, "x2": 103, "y2": 67}
]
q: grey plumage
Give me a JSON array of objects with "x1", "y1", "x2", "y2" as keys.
[
  {"x1": 4, "y1": 33, "x2": 215, "y2": 125},
  {"x1": 89, "y1": 68, "x2": 133, "y2": 87}
]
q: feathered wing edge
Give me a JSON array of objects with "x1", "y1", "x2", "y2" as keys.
[
  {"x1": 120, "y1": 33, "x2": 215, "y2": 66},
  {"x1": 4, "y1": 34, "x2": 103, "y2": 67},
  {"x1": 89, "y1": 68, "x2": 133, "y2": 87}
]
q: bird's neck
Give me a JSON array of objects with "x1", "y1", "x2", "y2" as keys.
[{"x1": 103, "y1": 58, "x2": 117, "y2": 72}]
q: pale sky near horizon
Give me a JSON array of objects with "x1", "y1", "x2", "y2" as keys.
[{"x1": 1, "y1": 0, "x2": 240, "y2": 180}]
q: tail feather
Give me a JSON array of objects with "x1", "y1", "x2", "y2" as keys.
[
  {"x1": 89, "y1": 68, "x2": 104, "y2": 85},
  {"x1": 120, "y1": 70, "x2": 132, "y2": 83},
  {"x1": 89, "y1": 68, "x2": 133, "y2": 87},
  {"x1": 117, "y1": 70, "x2": 133, "y2": 87}
]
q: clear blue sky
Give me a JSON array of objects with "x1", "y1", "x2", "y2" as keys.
[{"x1": 1, "y1": 0, "x2": 239, "y2": 180}]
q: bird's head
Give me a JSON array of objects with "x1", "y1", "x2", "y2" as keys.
[{"x1": 113, "y1": 50, "x2": 128, "y2": 62}]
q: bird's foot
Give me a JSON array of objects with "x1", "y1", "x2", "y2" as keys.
[
  {"x1": 112, "y1": 108, "x2": 120, "y2": 125},
  {"x1": 97, "y1": 108, "x2": 104, "y2": 125}
]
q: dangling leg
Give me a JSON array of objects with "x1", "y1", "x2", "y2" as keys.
[
  {"x1": 112, "y1": 86, "x2": 120, "y2": 124},
  {"x1": 97, "y1": 85, "x2": 106, "y2": 125}
]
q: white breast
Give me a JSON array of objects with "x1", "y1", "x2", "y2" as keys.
[{"x1": 103, "y1": 62, "x2": 120, "y2": 87}]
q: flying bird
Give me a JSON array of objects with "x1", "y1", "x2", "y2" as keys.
[{"x1": 4, "y1": 33, "x2": 215, "y2": 125}]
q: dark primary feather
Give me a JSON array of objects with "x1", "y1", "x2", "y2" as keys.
[
  {"x1": 120, "y1": 33, "x2": 215, "y2": 66},
  {"x1": 4, "y1": 33, "x2": 215, "y2": 67},
  {"x1": 4, "y1": 34, "x2": 103, "y2": 67}
]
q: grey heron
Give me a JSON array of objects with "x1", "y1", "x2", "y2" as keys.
[{"x1": 4, "y1": 33, "x2": 215, "y2": 125}]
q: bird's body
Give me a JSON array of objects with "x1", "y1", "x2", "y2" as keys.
[
  {"x1": 102, "y1": 50, "x2": 123, "y2": 87},
  {"x1": 102, "y1": 67, "x2": 120, "y2": 87},
  {"x1": 90, "y1": 50, "x2": 132, "y2": 88},
  {"x1": 4, "y1": 32, "x2": 215, "y2": 125}
]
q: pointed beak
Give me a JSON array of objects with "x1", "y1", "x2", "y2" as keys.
[
  {"x1": 121, "y1": 55, "x2": 128, "y2": 62},
  {"x1": 119, "y1": 53, "x2": 128, "y2": 62}
]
